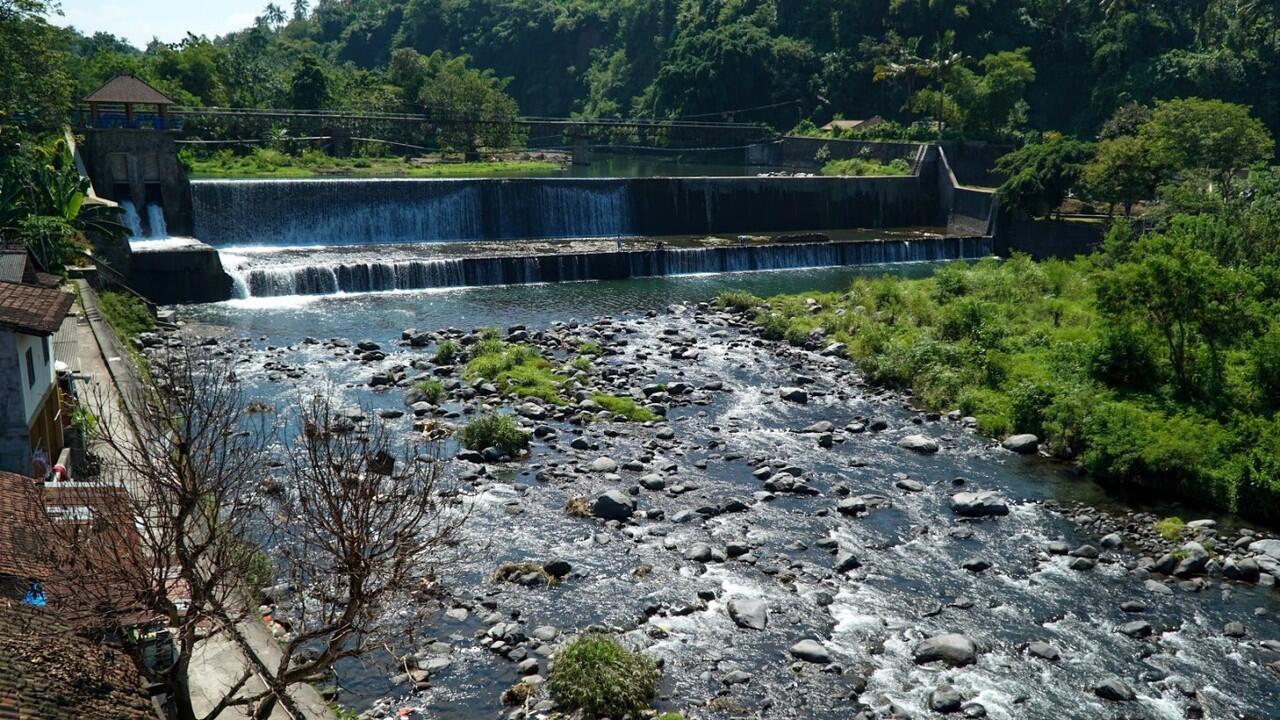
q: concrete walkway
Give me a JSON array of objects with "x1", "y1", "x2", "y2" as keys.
[{"x1": 74, "y1": 281, "x2": 332, "y2": 720}]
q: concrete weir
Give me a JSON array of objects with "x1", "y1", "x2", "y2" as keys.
[
  {"x1": 191, "y1": 174, "x2": 943, "y2": 247},
  {"x1": 228, "y1": 236, "x2": 991, "y2": 299}
]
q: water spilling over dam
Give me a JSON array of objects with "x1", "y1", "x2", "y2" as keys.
[
  {"x1": 191, "y1": 175, "x2": 937, "y2": 247},
  {"x1": 228, "y1": 237, "x2": 989, "y2": 298}
]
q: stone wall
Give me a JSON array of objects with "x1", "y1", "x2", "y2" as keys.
[
  {"x1": 0, "y1": 330, "x2": 32, "y2": 475},
  {"x1": 128, "y1": 241, "x2": 233, "y2": 305},
  {"x1": 80, "y1": 129, "x2": 194, "y2": 235}
]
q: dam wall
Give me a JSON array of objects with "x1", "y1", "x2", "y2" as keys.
[{"x1": 191, "y1": 174, "x2": 943, "y2": 247}]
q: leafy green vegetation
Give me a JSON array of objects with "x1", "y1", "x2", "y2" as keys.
[
  {"x1": 183, "y1": 147, "x2": 559, "y2": 179},
  {"x1": 10, "y1": 0, "x2": 1280, "y2": 148},
  {"x1": 546, "y1": 634, "x2": 659, "y2": 718},
  {"x1": 726, "y1": 189, "x2": 1280, "y2": 522},
  {"x1": 459, "y1": 412, "x2": 531, "y2": 456},
  {"x1": 433, "y1": 339, "x2": 460, "y2": 365},
  {"x1": 413, "y1": 378, "x2": 445, "y2": 404},
  {"x1": 97, "y1": 291, "x2": 156, "y2": 341},
  {"x1": 821, "y1": 157, "x2": 911, "y2": 177},
  {"x1": 569, "y1": 356, "x2": 594, "y2": 372},
  {"x1": 465, "y1": 339, "x2": 566, "y2": 404},
  {"x1": 1154, "y1": 517, "x2": 1187, "y2": 543},
  {"x1": 591, "y1": 393, "x2": 659, "y2": 423}
]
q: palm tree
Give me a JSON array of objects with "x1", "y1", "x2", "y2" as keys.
[
  {"x1": 874, "y1": 31, "x2": 968, "y2": 137},
  {"x1": 260, "y1": 3, "x2": 287, "y2": 30}
]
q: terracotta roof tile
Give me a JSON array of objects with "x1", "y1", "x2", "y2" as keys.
[
  {"x1": 0, "y1": 473, "x2": 49, "y2": 581},
  {"x1": 0, "y1": 602, "x2": 157, "y2": 720},
  {"x1": 0, "y1": 281, "x2": 73, "y2": 336}
]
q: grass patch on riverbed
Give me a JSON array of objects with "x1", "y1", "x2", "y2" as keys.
[
  {"x1": 1154, "y1": 517, "x2": 1187, "y2": 542},
  {"x1": 547, "y1": 634, "x2": 658, "y2": 718},
  {"x1": 184, "y1": 148, "x2": 561, "y2": 179},
  {"x1": 722, "y1": 244, "x2": 1280, "y2": 524},
  {"x1": 459, "y1": 412, "x2": 530, "y2": 455},
  {"x1": 591, "y1": 393, "x2": 659, "y2": 422},
  {"x1": 464, "y1": 338, "x2": 566, "y2": 404}
]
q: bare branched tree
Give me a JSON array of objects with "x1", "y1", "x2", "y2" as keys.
[
  {"x1": 38, "y1": 343, "x2": 465, "y2": 720},
  {"x1": 242, "y1": 393, "x2": 465, "y2": 719}
]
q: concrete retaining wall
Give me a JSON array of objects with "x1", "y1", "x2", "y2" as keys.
[{"x1": 128, "y1": 242, "x2": 233, "y2": 305}]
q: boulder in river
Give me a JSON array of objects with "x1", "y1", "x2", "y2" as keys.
[
  {"x1": 899, "y1": 434, "x2": 939, "y2": 454},
  {"x1": 913, "y1": 633, "x2": 978, "y2": 667},
  {"x1": 950, "y1": 491, "x2": 1010, "y2": 517},
  {"x1": 1001, "y1": 434, "x2": 1039, "y2": 454},
  {"x1": 591, "y1": 491, "x2": 634, "y2": 520},
  {"x1": 727, "y1": 598, "x2": 768, "y2": 630},
  {"x1": 788, "y1": 639, "x2": 831, "y2": 664},
  {"x1": 779, "y1": 387, "x2": 809, "y2": 404},
  {"x1": 1094, "y1": 677, "x2": 1137, "y2": 702},
  {"x1": 929, "y1": 684, "x2": 964, "y2": 713}
]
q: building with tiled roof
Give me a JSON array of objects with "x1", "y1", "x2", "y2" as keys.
[
  {"x1": 0, "y1": 602, "x2": 159, "y2": 720},
  {"x1": 0, "y1": 279, "x2": 75, "y2": 477}
]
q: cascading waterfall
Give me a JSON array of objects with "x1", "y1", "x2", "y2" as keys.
[
  {"x1": 146, "y1": 203, "x2": 168, "y2": 238},
  {"x1": 228, "y1": 237, "x2": 991, "y2": 299},
  {"x1": 192, "y1": 179, "x2": 636, "y2": 246},
  {"x1": 122, "y1": 199, "x2": 171, "y2": 240},
  {"x1": 120, "y1": 200, "x2": 144, "y2": 238}
]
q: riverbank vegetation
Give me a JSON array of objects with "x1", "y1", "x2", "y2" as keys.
[
  {"x1": 96, "y1": 290, "x2": 155, "y2": 341},
  {"x1": 182, "y1": 148, "x2": 561, "y2": 179},
  {"x1": 722, "y1": 147, "x2": 1280, "y2": 522},
  {"x1": 820, "y1": 157, "x2": 911, "y2": 177}
]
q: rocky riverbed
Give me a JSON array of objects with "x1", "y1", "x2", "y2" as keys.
[{"x1": 152, "y1": 301, "x2": 1280, "y2": 720}]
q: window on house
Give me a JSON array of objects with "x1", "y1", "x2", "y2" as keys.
[
  {"x1": 25, "y1": 347, "x2": 35, "y2": 388},
  {"x1": 41, "y1": 336, "x2": 49, "y2": 366}
]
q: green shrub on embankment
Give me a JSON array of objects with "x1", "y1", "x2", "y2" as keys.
[
  {"x1": 721, "y1": 233, "x2": 1280, "y2": 524},
  {"x1": 98, "y1": 290, "x2": 155, "y2": 341}
]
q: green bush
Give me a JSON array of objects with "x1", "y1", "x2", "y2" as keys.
[
  {"x1": 465, "y1": 340, "x2": 565, "y2": 404},
  {"x1": 547, "y1": 634, "x2": 658, "y2": 718},
  {"x1": 716, "y1": 290, "x2": 763, "y2": 312},
  {"x1": 1153, "y1": 516, "x2": 1186, "y2": 542},
  {"x1": 433, "y1": 339, "x2": 460, "y2": 364},
  {"x1": 577, "y1": 341, "x2": 603, "y2": 356},
  {"x1": 569, "y1": 355, "x2": 593, "y2": 372},
  {"x1": 591, "y1": 393, "x2": 658, "y2": 422},
  {"x1": 459, "y1": 413, "x2": 530, "y2": 455},
  {"x1": 414, "y1": 378, "x2": 445, "y2": 404},
  {"x1": 1251, "y1": 322, "x2": 1280, "y2": 410},
  {"x1": 821, "y1": 157, "x2": 911, "y2": 177},
  {"x1": 98, "y1": 290, "x2": 155, "y2": 340}
]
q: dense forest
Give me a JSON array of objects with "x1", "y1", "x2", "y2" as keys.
[{"x1": 6, "y1": 0, "x2": 1280, "y2": 144}]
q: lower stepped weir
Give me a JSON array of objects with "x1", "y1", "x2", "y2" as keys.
[{"x1": 230, "y1": 236, "x2": 990, "y2": 298}]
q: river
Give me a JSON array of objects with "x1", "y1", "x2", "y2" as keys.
[{"x1": 176, "y1": 268, "x2": 1280, "y2": 720}]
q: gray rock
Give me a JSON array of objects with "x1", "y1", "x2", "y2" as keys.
[
  {"x1": 802, "y1": 420, "x2": 835, "y2": 433},
  {"x1": 591, "y1": 490, "x2": 634, "y2": 520},
  {"x1": 1100, "y1": 533, "x2": 1124, "y2": 549},
  {"x1": 899, "y1": 434, "x2": 940, "y2": 454},
  {"x1": 835, "y1": 552, "x2": 861, "y2": 573},
  {"x1": 929, "y1": 684, "x2": 964, "y2": 713},
  {"x1": 779, "y1": 387, "x2": 809, "y2": 403},
  {"x1": 1223, "y1": 622, "x2": 1247, "y2": 638},
  {"x1": 1116, "y1": 620, "x2": 1153, "y2": 638},
  {"x1": 1248, "y1": 538, "x2": 1280, "y2": 560},
  {"x1": 1144, "y1": 579, "x2": 1174, "y2": 595},
  {"x1": 1001, "y1": 434, "x2": 1039, "y2": 454},
  {"x1": 588, "y1": 457, "x2": 619, "y2": 473},
  {"x1": 1094, "y1": 677, "x2": 1137, "y2": 702},
  {"x1": 950, "y1": 491, "x2": 1010, "y2": 517},
  {"x1": 722, "y1": 670, "x2": 753, "y2": 685},
  {"x1": 1026, "y1": 641, "x2": 1060, "y2": 661},
  {"x1": 727, "y1": 598, "x2": 768, "y2": 630},
  {"x1": 788, "y1": 639, "x2": 831, "y2": 664},
  {"x1": 1174, "y1": 541, "x2": 1210, "y2": 577},
  {"x1": 913, "y1": 634, "x2": 978, "y2": 667}
]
